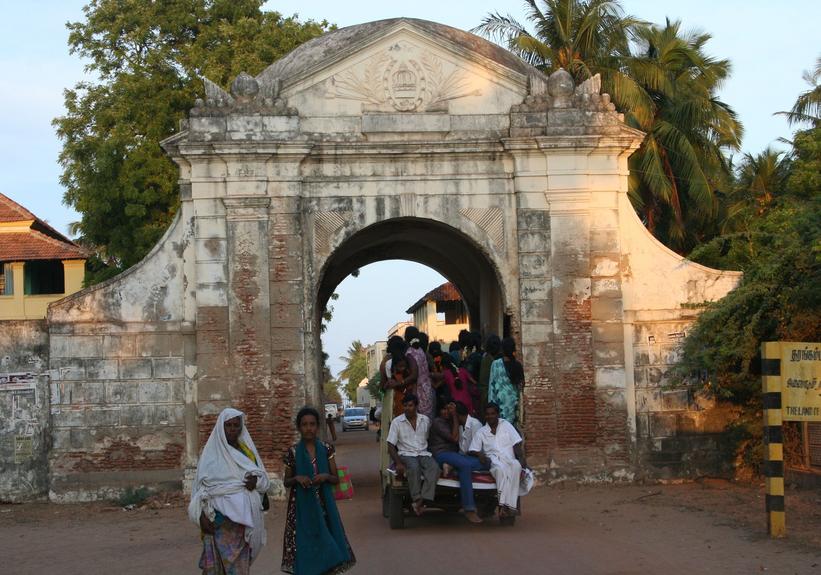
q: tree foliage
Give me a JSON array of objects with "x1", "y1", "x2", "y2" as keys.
[
  {"x1": 623, "y1": 20, "x2": 741, "y2": 250},
  {"x1": 678, "y1": 126, "x2": 821, "y2": 403},
  {"x1": 54, "y1": 0, "x2": 330, "y2": 283},
  {"x1": 776, "y1": 55, "x2": 821, "y2": 127},
  {"x1": 339, "y1": 340, "x2": 368, "y2": 402},
  {"x1": 322, "y1": 376, "x2": 342, "y2": 405},
  {"x1": 475, "y1": 1, "x2": 742, "y2": 252}
]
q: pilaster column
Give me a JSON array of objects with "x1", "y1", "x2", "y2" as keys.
[{"x1": 223, "y1": 197, "x2": 275, "y2": 461}]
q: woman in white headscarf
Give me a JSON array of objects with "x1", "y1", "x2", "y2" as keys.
[{"x1": 188, "y1": 408, "x2": 270, "y2": 574}]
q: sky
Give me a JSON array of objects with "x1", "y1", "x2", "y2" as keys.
[{"x1": 0, "y1": 1, "x2": 818, "y2": 379}]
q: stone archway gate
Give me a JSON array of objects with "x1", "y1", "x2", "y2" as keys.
[{"x1": 13, "y1": 19, "x2": 741, "y2": 501}]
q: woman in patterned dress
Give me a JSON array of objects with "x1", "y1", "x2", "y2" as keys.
[
  {"x1": 404, "y1": 326, "x2": 434, "y2": 419},
  {"x1": 281, "y1": 407, "x2": 355, "y2": 575},
  {"x1": 488, "y1": 337, "x2": 525, "y2": 427}
]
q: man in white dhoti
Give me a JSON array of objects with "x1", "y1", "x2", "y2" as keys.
[{"x1": 468, "y1": 402, "x2": 529, "y2": 517}]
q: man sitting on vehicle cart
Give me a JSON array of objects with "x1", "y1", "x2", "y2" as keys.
[
  {"x1": 429, "y1": 401, "x2": 485, "y2": 524},
  {"x1": 387, "y1": 393, "x2": 439, "y2": 516},
  {"x1": 469, "y1": 402, "x2": 529, "y2": 518}
]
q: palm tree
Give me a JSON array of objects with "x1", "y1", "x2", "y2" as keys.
[
  {"x1": 474, "y1": 0, "x2": 639, "y2": 72},
  {"x1": 624, "y1": 20, "x2": 742, "y2": 249},
  {"x1": 475, "y1": 3, "x2": 742, "y2": 252},
  {"x1": 474, "y1": 0, "x2": 648, "y2": 112},
  {"x1": 339, "y1": 340, "x2": 368, "y2": 401},
  {"x1": 776, "y1": 56, "x2": 821, "y2": 127},
  {"x1": 474, "y1": 0, "x2": 657, "y2": 124},
  {"x1": 711, "y1": 148, "x2": 789, "y2": 252}
]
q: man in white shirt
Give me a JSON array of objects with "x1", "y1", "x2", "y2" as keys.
[
  {"x1": 455, "y1": 401, "x2": 483, "y2": 455},
  {"x1": 468, "y1": 402, "x2": 529, "y2": 517},
  {"x1": 387, "y1": 392, "x2": 439, "y2": 515}
]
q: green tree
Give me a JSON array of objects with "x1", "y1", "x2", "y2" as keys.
[
  {"x1": 675, "y1": 125, "x2": 820, "y2": 474},
  {"x1": 623, "y1": 20, "x2": 742, "y2": 250},
  {"x1": 715, "y1": 148, "x2": 789, "y2": 240},
  {"x1": 474, "y1": 0, "x2": 641, "y2": 79},
  {"x1": 476, "y1": 2, "x2": 742, "y2": 252},
  {"x1": 54, "y1": 0, "x2": 330, "y2": 283},
  {"x1": 680, "y1": 126, "x2": 821, "y2": 403},
  {"x1": 339, "y1": 340, "x2": 368, "y2": 402},
  {"x1": 323, "y1": 376, "x2": 342, "y2": 405}
]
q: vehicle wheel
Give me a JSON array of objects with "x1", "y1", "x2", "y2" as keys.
[
  {"x1": 382, "y1": 486, "x2": 390, "y2": 518},
  {"x1": 388, "y1": 488, "x2": 405, "y2": 529}
]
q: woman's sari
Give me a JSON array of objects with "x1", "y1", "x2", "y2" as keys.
[
  {"x1": 407, "y1": 347, "x2": 434, "y2": 418},
  {"x1": 488, "y1": 358, "x2": 520, "y2": 426},
  {"x1": 281, "y1": 440, "x2": 355, "y2": 575}
]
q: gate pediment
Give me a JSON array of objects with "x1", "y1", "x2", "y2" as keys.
[{"x1": 256, "y1": 18, "x2": 533, "y2": 117}]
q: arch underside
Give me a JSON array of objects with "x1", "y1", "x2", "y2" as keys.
[{"x1": 317, "y1": 217, "x2": 506, "y2": 337}]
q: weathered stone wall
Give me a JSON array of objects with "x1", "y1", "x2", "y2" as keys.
[
  {"x1": 0, "y1": 320, "x2": 50, "y2": 501},
  {"x1": 46, "y1": 213, "x2": 192, "y2": 501},
  {"x1": 618, "y1": 196, "x2": 742, "y2": 477}
]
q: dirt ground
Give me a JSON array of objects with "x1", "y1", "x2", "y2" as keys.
[{"x1": 3, "y1": 428, "x2": 820, "y2": 574}]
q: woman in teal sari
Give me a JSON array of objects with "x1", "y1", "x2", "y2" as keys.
[
  {"x1": 281, "y1": 407, "x2": 355, "y2": 575},
  {"x1": 488, "y1": 337, "x2": 525, "y2": 427}
]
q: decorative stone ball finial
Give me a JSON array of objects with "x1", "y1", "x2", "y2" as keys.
[
  {"x1": 231, "y1": 72, "x2": 260, "y2": 100},
  {"x1": 548, "y1": 68, "x2": 574, "y2": 108}
]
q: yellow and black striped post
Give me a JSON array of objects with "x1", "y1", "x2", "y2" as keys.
[{"x1": 761, "y1": 342, "x2": 785, "y2": 537}]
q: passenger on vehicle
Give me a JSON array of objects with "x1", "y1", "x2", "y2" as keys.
[
  {"x1": 426, "y1": 341, "x2": 445, "y2": 404},
  {"x1": 429, "y1": 401, "x2": 484, "y2": 524},
  {"x1": 478, "y1": 334, "x2": 501, "y2": 421},
  {"x1": 465, "y1": 331, "x2": 484, "y2": 381},
  {"x1": 454, "y1": 400, "x2": 482, "y2": 455},
  {"x1": 384, "y1": 352, "x2": 412, "y2": 417},
  {"x1": 469, "y1": 402, "x2": 529, "y2": 518},
  {"x1": 441, "y1": 353, "x2": 476, "y2": 415},
  {"x1": 386, "y1": 393, "x2": 439, "y2": 516},
  {"x1": 421, "y1": 332, "x2": 446, "y2": 403},
  {"x1": 381, "y1": 335, "x2": 414, "y2": 417},
  {"x1": 488, "y1": 337, "x2": 524, "y2": 427},
  {"x1": 457, "y1": 329, "x2": 472, "y2": 363},
  {"x1": 448, "y1": 340, "x2": 461, "y2": 364},
  {"x1": 405, "y1": 326, "x2": 434, "y2": 419}
]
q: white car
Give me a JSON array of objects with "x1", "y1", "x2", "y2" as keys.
[{"x1": 341, "y1": 407, "x2": 368, "y2": 432}]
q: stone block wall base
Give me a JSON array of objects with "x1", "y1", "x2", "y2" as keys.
[{"x1": 48, "y1": 469, "x2": 183, "y2": 503}]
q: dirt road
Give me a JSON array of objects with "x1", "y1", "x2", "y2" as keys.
[{"x1": 2, "y1": 424, "x2": 819, "y2": 574}]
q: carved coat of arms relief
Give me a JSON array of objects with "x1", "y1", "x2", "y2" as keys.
[{"x1": 330, "y1": 42, "x2": 481, "y2": 113}]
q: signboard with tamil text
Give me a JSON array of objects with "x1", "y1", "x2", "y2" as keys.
[{"x1": 780, "y1": 343, "x2": 821, "y2": 421}]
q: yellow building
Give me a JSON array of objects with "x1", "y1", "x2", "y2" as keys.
[
  {"x1": 405, "y1": 282, "x2": 469, "y2": 345},
  {"x1": 0, "y1": 193, "x2": 87, "y2": 320}
]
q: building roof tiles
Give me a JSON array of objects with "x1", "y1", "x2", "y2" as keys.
[
  {"x1": 406, "y1": 281, "x2": 462, "y2": 314},
  {"x1": 0, "y1": 193, "x2": 88, "y2": 262}
]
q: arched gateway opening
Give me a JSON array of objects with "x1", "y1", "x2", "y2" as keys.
[{"x1": 316, "y1": 217, "x2": 508, "y2": 340}]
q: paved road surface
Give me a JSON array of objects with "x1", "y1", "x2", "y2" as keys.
[{"x1": 2, "y1": 422, "x2": 819, "y2": 574}]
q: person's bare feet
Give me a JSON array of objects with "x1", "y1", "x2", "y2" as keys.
[
  {"x1": 464, "y1": 510, "x2": 482, "y2": 524},
  {"x1": 412, "y1": 500, "x2": 425, "y2": 516}
]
